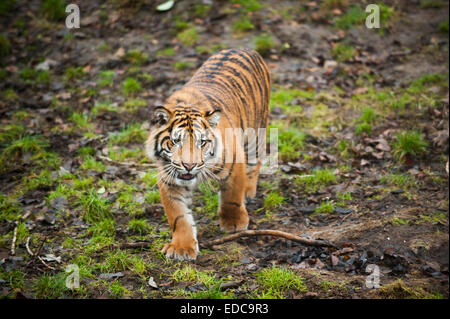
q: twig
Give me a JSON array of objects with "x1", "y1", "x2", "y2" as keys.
[
  {"x1": 25, "y1": 236, "x2": 34, "y2": 256},
  {"x1": 37, "y1": 256, "x2": 56, "y2": 271},
  {"x1": 10, "y1": 223, "x2": 18, "y2": 255},
  {"x1": 201, "y1": 230, "x2": 337, "y2": 249},
  {"x1": 100, "y1": 241, "x2": 153, "y2": 251}
]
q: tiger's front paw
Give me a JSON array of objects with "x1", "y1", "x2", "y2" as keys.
[
  {"x1": 162, "y1": 239, "x2": 199, "y2": 261},
  {"x1": 219, "y1": 206, "x2": 249, "y2": 233}
]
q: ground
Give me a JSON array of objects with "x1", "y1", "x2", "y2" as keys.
[{"x1": 0, "y1": 0, "x2": 448, "y2": 299}]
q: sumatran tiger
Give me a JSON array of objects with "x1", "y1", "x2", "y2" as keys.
[{"x1": 145, "y1": 48, "x2": 271, "y2": 260}]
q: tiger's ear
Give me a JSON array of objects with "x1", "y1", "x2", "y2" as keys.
[
  {"x1": 205, "y1": 110, "x2": 221, "y2": 127},
  {"x1": 151, "y1": 106, "x2": 172, "y2": 126}
]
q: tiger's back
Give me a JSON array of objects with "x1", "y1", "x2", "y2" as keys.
[{"x1": 173, "y1": 49, "x2": 270, "y2": 134}]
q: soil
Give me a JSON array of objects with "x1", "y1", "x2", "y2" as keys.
[{"x1": 0, "y1": 0, "x2": 448, "y2": 299}]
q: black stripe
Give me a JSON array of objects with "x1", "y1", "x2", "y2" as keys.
[{"x1": 172, "y1": 215, "x2": 184, "y2": 233}]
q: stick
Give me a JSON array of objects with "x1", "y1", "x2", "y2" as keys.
[
  {"x1": 10, "y1": 224, "x2": 18, "y2": 255},
  {"x1": 99, "y1": 241, "x2": 153, "y2": 251},
  {"x1": 202, "y1": 230, "x2": 336, "y2": 249},
  {"x1": 25, "y1": 236, "x2": 34, "y2": 256}
]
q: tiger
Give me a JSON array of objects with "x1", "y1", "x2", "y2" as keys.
[{"x1": 145, "y1": 48, "x2": 271, "y2": 261}]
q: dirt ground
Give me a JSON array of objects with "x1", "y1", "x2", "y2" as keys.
[{"x1": 0, "y1": 0, "x2": 448, "y2": 299}]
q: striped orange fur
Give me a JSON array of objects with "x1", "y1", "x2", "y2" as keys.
[{"x1": 145, "y1": 49, "x2": 270, "y2": 260}]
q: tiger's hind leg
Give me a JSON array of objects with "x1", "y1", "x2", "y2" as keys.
[
  {"x1": 245, "y1": 162, "x2": 262, "y2": 199},
  {"x1": 218, "y1": 162, "x2": 249, "y2": 232}
]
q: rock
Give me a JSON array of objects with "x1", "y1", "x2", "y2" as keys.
[
  {"x1": 148, "y1": 277, "x2": 158, "y2": 289},
  {"x1": 99, "y1": 272, "x2": 124, "y2": 280}
]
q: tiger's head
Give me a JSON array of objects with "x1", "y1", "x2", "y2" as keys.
[{"x1": 145, "y1": 106, "x2": 222, "y2": 187}]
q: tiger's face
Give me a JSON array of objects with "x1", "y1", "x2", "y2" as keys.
[{"x1": 145, "y1": 106, "x2": 222, "y2": 187}]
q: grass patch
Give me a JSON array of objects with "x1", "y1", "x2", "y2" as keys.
[
  {"x1": 174, "y1": 61, "x2": 195, "y2": 71},
  {"x1": 34, "y1": 272, "x2": 68, "y2": 298},
  {"x1": 126, "y1": 49, "x2": 148, "y2": 66},
  {"x1": 177, "y1": 27, "x2": 199, "y2": 46},
  {"x1": 98, "y1": 70, "x2": 115, "y2": 88},
  {"x1": 295, "y1": 168, "x2": 337, "y2": 194},
  {"x1": 270, "y1": 123, "x2": 306, "y2": 161},
  {"x1": 380, "y1": 173, "x2": 416, "y2": 189},
  {"x1": 314, "y1": 201, "x2": 335, "y2": 215},
  {"x1": 198, "y1": 183, "x2": 219, "y2": 216},
  {"x1": 232, "y1": 0, "x2": 262, "y2": 13},
  {"x1": 78, "y1": 189, "x2": 112, "y2": 223},
  {"x1": 254, "y1": 34, "x2": 274, "y2": 57},
  {"x1": 331, "y1": 43, "x2": 356, "y2": 62},
  {"x1": 391, "y1": 130, "x2": 428, "y2": 163},
  {"x1": 254, "y1": 266, "x2": 307, "y2": 298},
  {"x1": 334, "y1": 5, "x2": 366, "y2": 30},
  {"x1": 128, "y1": 218, "x2": 151, "y2": 234},
  {"x1": 232, "y1": 15, "x2": 255, "y2": 33},
  {"x1": 109, "y1": 123, "x2": 148, "y2": 145},
  {"x1": 121, "y1": 77, "x2": 142, "y2": 96},
  {"x1": 40, "y1": 0, "x2": 66, "y2": 22},
  {"x1": 64, "y1": 66, "x2": 86, "y2": 82},
  {"x1": 156, "y1": 47, "x2": 175, "y2": 57},
  {"x1": 378, "y1": 280, "x2": 445, "y2": 299}
]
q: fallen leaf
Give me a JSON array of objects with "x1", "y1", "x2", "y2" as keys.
[{"x1": 156, "y1": 0, "x2": 174, "y2": 12}]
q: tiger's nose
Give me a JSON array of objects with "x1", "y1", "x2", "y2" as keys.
[{"x1": 182, "y1": 162, "x2": 196, "y2": 171}]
